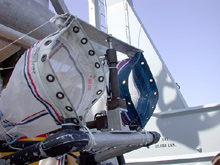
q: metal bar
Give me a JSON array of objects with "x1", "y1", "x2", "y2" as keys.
[
  {"x1": 153, "y1": 104, "x2": 220, "y2": 118},
  {"x1": 105, "y1": 39, "x2": 127, "y2": 111},
  {"x1": 78, "y1": 18, "x2": 142, "y2": 56},
  {"x1": 0, "y1": 0, "x2": 57, "y2": 40},
  {"x1": 50, "y1": 0, "x2": 69, "y2": 14},
  {"x1": 0, "y1": 39, "x2": 21, "y2": 62},
  {"x1": 106, "y1": 48, "x2": 120, "y2": 102},
  {"x1": 0, "y1": 24, "x2": 37, "y2": 49},
  {"x1": 94, "y1": 0, "x2": 101, "y2": 30},
  {"x1": 88, "y1": 131, "x2": 160, "y2": 163},
  {"x1": 87, "y1": 131, "x2": 154, "y2": 150},
  {"x1": 0, "y1": 0, "x2": 141, "y2": 57},
  {"x1": 0, "y1": 129, "x2": 159, "y2": 164},
  {"x1": 99, "y1": 0, "x2": 105, "y2": 6}
]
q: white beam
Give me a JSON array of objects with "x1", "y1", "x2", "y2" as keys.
[
  {"x1": 0, "y1": 39, "x2": 20, "y2": 62},
  {"x1": 88, "y1": 0, "x2": 101, "y2": 30},
  {"x1": 50, "y1": 0, "x2": 69, "y2": 14}
]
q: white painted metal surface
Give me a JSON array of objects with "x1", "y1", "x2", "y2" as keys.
[
  {"x1": 105, "y1": 0, "x2": 188, "y2": 112},
  {"x1": 88, "y1": 0, "x2": 101, "y2": 30}
]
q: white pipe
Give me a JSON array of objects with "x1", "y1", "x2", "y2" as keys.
[
  {"x1": 86, "y1": 131, "x2": 154, "y2": 150},
  {"x1": 0, "y1": 24, "x2": 37, "y2": 49},
  {"x1": 0, "y1": 0, "x2": 56, "y2": 40},
  {"x1": 94, "y1": 0, "x2": 101, "y2": 30},
  {"x1": 88, "y1": 0, "x2": 101, "y2": 30}
]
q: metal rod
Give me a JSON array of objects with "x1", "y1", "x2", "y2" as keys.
[
  {"x1": 87, "y1": 131, "x2": 154, "y2": 150},
  {"x1": 0, "y1": 0, "x2": 57, "y2": 40},
  {"x1": 106, "y1": 49, "x2": 119, "y2": 100},
  {"x1": 94, "y1": 145, "x2": 141, "y2": 163},
  {"x1": 50, "y1": 0, "x2": 70, "y2": 14},
  {"x1": 0, "y1": 24, "x2": 37, "y2": 49},
  {"x1": 94, "y1": 0, "x2": 101, "y2": 30},
  {"x1": 0, "y1": 129, "x2": 158, "y2": 164},
  {"x1": 106, "y1": 47, "x2": 126, "y2": 110}
]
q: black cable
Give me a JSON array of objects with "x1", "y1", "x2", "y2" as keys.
[{"x1": 67, "y1": 152, "x2": 78, "y2": 159}]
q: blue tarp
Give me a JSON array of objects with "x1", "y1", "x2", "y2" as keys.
[{"x1": 118, "y1": 52, "x2": 159, "y2": 129}]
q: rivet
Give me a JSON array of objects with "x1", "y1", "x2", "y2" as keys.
[
  {"x1": 88, "y1": 50, "x2": 95, "y2": 56},
  {"x1": 141, "y1": 61, "x2": 145, "y2": 65},
  {"x1": 95, "y1": 62, "x2": 100, "y2": 68},
  {"x1": 81, "y1": 38, "x2": 88, "y2": 44},
  {"x1": 72, "y1": 118, "x2": 79, "y2": 125},
  {"x1": 46, "y1": 74, "x2": 55, "y2": 82},
  {"x1": 56, "y1": 92, "x2": 64, "y2": 99},
  {"x1": 122, "y1": 80, "x2": 126, "y2": 85},
  {"x1": 149, "y1": 79, "x2": 153, "y2": 82},
  {"x1": 98, "y1": 76, "x2": 104, "y2": 82},
  {"x1": 196, "y1": 146, "x2": 202, "y2": 152},
  {"x1": 96, "y1": 90, "x2": 102, "y2": 95},
  {"x1": 73, "y1": 26, "x2": 79, "y2": 33}
]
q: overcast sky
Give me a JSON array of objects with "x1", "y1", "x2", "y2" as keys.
[{"x1": 49, "y1": 0, "x2": 220, "y2": 107}]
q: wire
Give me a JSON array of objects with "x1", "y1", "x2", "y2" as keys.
[
  {"x1": 0, "y1": 122, "x2": 14, "y2": 140},
  {"x1": 81, "y1": 125, "x2": 96, "y2": 151},
  {"x1": 0, "y1": 122, "x2": 21, "y2": 150},
  {"x1": 0, "y1": 20, "x2": 50, "y2": 53},
  {"x1": 0, "y1": 67, "x2": 15, "y2": 71}
]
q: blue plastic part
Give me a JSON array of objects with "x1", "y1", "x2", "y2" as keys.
[{"x1": 118, "y1": 52, "x2": 159, "y2": 129}]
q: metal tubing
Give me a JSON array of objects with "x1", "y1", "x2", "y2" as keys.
[
  {"x1": 87, "y1": 131, "x2": 154, "y2": 150},
  {"x1": 0, "y1": 130, "x2": 158, "y2": 164},
  {"x1": 50, "y1": 0, "x2": 70, "y2": 14},
  {"x1": 0, "y1": 24, "x2": 37, "y2": 49},
  {"x1": 106, "y1": 48, "x2": 126, "y2": 110},
  {"x1": 0, "y1": 132, "x2": 156, "y2": 154},
  {"x1": 1, "y1": 142, "x2": 45, "y2": 165},
  {"x1": 0, "y1": 0, "x2": 57, "y2": 40},
  {"x1": 107, "y1": 48, "x2": 120, "y2": 101},
  {"x1": 1, "y1": 129, "x2": 89, "y2": 165},
  {"x1": 94, "y1": 145, "x2": 141, "y2": 163},
  {"x1": 94, "y1": 0, "x2": 101, "y2": 30}
]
